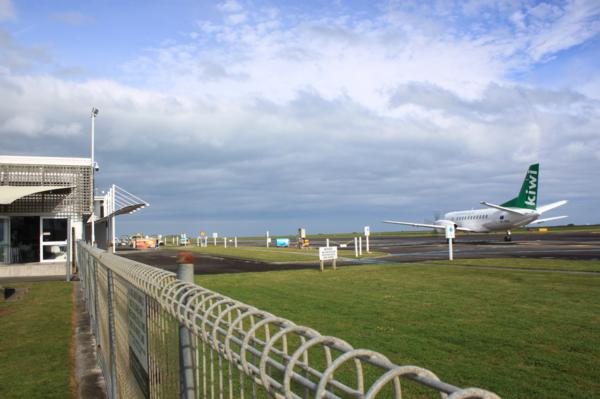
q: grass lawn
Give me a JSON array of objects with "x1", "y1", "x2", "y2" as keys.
[
  {"x1": 425, "y1": 258, "x2": 600, "y2": 272},
  {"x1": 0, "y1": 282, "x2": 74, "y2": 399},
  {"x1": 196, "y1": 261, "x2": 600, "y2": 398},
  {"x1": 166, "y1": 245, "x2": 387, "y2": 263}
]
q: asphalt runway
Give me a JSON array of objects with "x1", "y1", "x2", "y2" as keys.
[
  {"x1": 361, "y1": 231, "x2": 600, "y2": 263},
  {"x1": 119, "y1": 231, "x2": 600, "y2": 275},
  {"x1": 118, "y1": 249, "x2": 320, "y2": 275}
]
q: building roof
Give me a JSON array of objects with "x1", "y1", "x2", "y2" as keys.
[
  {"x1": 0, "y1": 185, "x2": 75, "y2": 205},
  {"x1": 0, "y1": 155, "x2": 92, "y2": 167}
]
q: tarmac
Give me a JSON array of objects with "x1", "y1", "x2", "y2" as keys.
[{"x1": 119, "y1": 231, "x2": 600, "y2": 275}]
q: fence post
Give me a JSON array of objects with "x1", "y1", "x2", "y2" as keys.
[
  {"x1": 177, "y1": 253, "x2": 196, "y2": 399},
  {"x1": 107, "y1": 269, "x2": 119, "y2": 399}
]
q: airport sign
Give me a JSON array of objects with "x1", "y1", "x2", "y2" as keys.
[
  {"x1": 319, "y1": 246, "x2": 338, "y2": 261},
  {"x1": 364, "y1": 226, "x2": 370, "y2": 236}
]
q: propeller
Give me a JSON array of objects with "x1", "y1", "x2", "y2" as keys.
[{"x1": 425, "y1": 210, "x2": 442, "y2": 224}]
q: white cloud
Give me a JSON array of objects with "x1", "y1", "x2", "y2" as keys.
[
  {"x1": 0, "y1": 73, "x2": 597, "y2": 221},
  {"x1": 226, "y1": 13, "x2": 247, "y2": 25},
  {"x1": 0, "y1": 1, "x2": 599, "y2": 233},
  {"x1": 218, "y1": 0, "x2": 243, "y2": 13},
  {"x1": 525, "y1": 0, "x2": 600, "y2": 61},
  {"x1": 0, "y1": 0, "x2": 15, "y2": 21},
  {"x1": 0, "y1": 28, "x2": 52, "y2": 71},
  {"x1": 121, "y1": 1, "x2": 599, "y2": 113}
]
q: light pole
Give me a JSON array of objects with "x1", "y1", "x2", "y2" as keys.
[{"x1": 91, "y1": 107, "x2": 99, "y2": 246}]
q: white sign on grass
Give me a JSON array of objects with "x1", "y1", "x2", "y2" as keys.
[
  {"x1": 364, "y1": 226, "x2": 370, "y2": 236},
  {"x1": 319, "y1": 246, "x2": 338, "y2": 261},
  {"x1": 212, "y1": 232, "x2": 218, "y2": 238}
]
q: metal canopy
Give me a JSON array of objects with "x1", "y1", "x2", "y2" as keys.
[
  {"x1": 93, "y1": 185, "x2": 148, "y2": 223},
  {"x1": 95, "y1": 203, "x2": 147, "y2": 223},
  {"x1": 0, "y1": 185, "x2": 75, "y2": 205}
]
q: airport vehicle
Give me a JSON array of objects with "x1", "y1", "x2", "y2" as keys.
[{"x1": 384, "y1": 164, "x2": 567, "y2": 241}]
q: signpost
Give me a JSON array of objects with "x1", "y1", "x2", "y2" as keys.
[
  {"x1": 266, "y1": 231, "x2": 270, "y2": 248},
  {"x1": 359, "y1": 236, "x2": 363, "y2": 256},
  {"x1": 446, "y1": 225, "x2": 455, "y2": 261},
  {"x1": 212, "y1": 232, "x2": 218, "y2": 246},
  {"x1": 319, "y1": 246, "x2": 338, "y2": 271},
  {"x1": 364, "y1": 226, "x2": 370, "y2": 253}
]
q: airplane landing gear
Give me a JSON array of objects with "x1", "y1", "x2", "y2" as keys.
[{"x1": 504, "y1": 230, "x2": 512, "y2": 242}]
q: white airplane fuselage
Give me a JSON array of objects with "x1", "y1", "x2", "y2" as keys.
[{"x1": 438, "y1": 208, "x2": 539, "y2": 233}]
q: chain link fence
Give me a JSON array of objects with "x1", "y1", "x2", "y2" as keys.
[{"x1": 77, "y1": 241, "x2": 500, "y2": 399}]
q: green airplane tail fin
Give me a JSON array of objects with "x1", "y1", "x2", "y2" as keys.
[{"x1": 501, "y1": 163, "x2": 539, "y2": 210}]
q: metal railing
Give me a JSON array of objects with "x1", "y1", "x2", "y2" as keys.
[{"x1": 76, "y1": 241, "x2": 500, "y2": 399}]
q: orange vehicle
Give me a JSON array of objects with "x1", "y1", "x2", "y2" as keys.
[{"x1": 132, "y1": 237, "x2": 158, "y2": 249}]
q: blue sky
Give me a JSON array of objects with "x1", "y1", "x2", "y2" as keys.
[{"x1": 1, "y1": 0, "x2": 599, "y2": 236}]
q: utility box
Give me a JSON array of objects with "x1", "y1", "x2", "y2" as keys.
[{"x1": 275, "y1": 238, "x2": 290, "y2": 247}]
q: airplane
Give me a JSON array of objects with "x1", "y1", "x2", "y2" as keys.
[{"x1": 383, "y1": 163, "x2": 568, "y2": 241}]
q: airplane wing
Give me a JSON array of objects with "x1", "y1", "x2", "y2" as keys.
[
  {"x1": 480, "y1": 201, "x2": 530, "y2": 215},
  {"x1": 383, "y1": 220, "x2": 443, "y2": 229},
  {"x1": 382, "y1": 220, "x2": 476, "y2": 232},
  {"x1": 537, "y1": 200, "x2": 568, "y2": 214},
  {"x1": 527, "y1": 216, "x2": 568, "y2": 225}
]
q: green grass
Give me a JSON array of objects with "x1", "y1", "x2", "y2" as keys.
[
  {"x1": 195, "y1": 261, "x2": 600, "y2": 398},
  {"x1": 0, "y1": 282, "x2": 74, "y2": 399},
  {"x1": 425, "y1": 258, "x2": 600, "y2": 272},
  {"x1": 166, "y1": 245, "x2": 387, "y2": 263}
]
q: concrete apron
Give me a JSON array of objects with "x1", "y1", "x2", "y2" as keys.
[{"x1": 72, "y1": 281, "x2": 107, "y2": 399}]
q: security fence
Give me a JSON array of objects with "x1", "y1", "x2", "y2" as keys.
[{"x1": 77, "y1": 241, "x2": 500, "y2": 399}]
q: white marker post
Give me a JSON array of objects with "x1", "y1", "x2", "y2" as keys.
[
  {"x1": 319, "y1": 246, "x2": 338, "y2": 272},
  {"x1": 266, "y1": 231, "x2": 270, "y2": 248},
  {"x1": 212, "y1": 232, "x2": 218, "y2": 246},
  {"x1": 326, "y1": 238, "x2": 329, "y2": 247},
  {"x1": 354, "y1": 237, "x2": 358, "y2": 257},
  {"x1": 223, "y1": 237, "x2": 227, "y2": 248},
  {"x1": 364, "y1": 226, "x2": 370, "y2": 253},
  {"x1": 359, "y1": 236, "x2": 363, "y2": 256},
  {"x1": 234, "y1": 237, "x2": 238, "y2": 248},
  {"x1": 446, "y1": 225, "x2": 455, "y2": 261}
]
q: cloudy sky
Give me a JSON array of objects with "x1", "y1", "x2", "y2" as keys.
[{"x1": 1, "y1": 0, "x2": 599, "y2": 236}]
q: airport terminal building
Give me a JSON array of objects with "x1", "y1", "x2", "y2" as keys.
[{"x1": 0, "y1": 155, "x2": 146, "y2": 278}]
